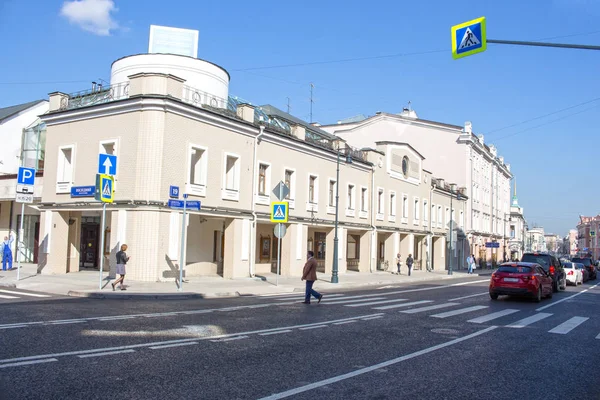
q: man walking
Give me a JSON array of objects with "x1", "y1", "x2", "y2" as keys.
[
  {"x1": 1, "y1": 235, "x2": 14, "y2": 271},
  {"x1": 405, "y1": 254, "x2": 414, "y2": 276},
  {"x1": 396, "y1": 253, "x2": 402, "y2": 274},
  {"x1": 301, "y1": 251, "x2": 323, "y2": 304}
]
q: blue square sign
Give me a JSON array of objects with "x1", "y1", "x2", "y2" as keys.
[
  {"x1": 17, "y1": 167, "x2": 36, "y2": 185},
  {"x1": 98, "y1": 154, "x2": 117, "y2": 176},
  {"x1": 170, "y1": 186, "x2": 180, "y2": 199}
]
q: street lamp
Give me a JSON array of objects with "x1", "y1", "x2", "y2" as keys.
[
  {"x1": 448, "y1": 184, "x2": 461, "y2": 275},
  {"x1": 332, "y1": 147, "x2": 352, "y2": 284}
]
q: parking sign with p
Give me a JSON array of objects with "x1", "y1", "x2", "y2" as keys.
[{"x1": 17, "y1": 167, "x2": 36, "y2": 186}]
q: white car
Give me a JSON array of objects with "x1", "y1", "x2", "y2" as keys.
[{"x1": 563, "y1": 262, "x2": 583, "y2": 285}]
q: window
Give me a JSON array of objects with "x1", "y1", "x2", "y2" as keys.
[
  {"x1": 347, "y1": 184, "x2": 355, "y2": 210},
  {"x1": 56, "y1": 146, "x2": 74, "y2": 193},
  {"x1": 361, "y1": 187, "x2": 367, "y2": 211},
  {"x1": 445, "y1": 207, "x2": 450, "y2": 226},
  {"x1": 258, "y1": 164, "x2": 268, "y2": 195},
  {"x1": 188, "y1": 145, "x2": 207, "y2": 195},
  {"x1": 510, "y1": 225, "x2": 516, "y2": 238},
  {"x1": 347, "y1": 235, "x2": 360, "y2": 260},
  {"x1": 377, "y1": 189, "x2": 384, "y2": 214},
  {"x1": 285, "y1": 169, "x2": 294, "y2": 199},
  {"x1": 460, "y1": 210, "x2": 464, "y2": 228},
  {"x1": 329, "y1": 180, "x2": 336, "y2": 207},
  {"x1": 389, "y1": 192, "x2": 396, "y2": 216},
  {"x1": 402, "y1": 195, "x2": 408, "y2": 218},
  {"x1": 438, "y1": 206, "x2": 442, "y2": 226},
  {"x1": 309, "y1": 175, "x2": 317, "y2": 203},
  {"x1": 21, "y1": 121, "x2": 46, "y2": 171},
  {"x1": 414, "y1": 198, "x2": 420, "y2": 221},
  {"x1": 101, "y1": 142, "x2": 115, "y2": 155},
  {"x1": 222, "y1": 153, "x2": 241, "y2": 201},
  {"x1": 431, "y1": 204, "x2": 436, "y2": 223},
  {"x1": 423, "y1": 200, "x2": 428, "y2": 222}
]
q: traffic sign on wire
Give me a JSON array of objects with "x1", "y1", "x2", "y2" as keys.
[
  {"x1": 271, "y1": 202, "x2": 289, "y2": 223},
  {"x1": 451, "y1": 16, "x2": 487, "y2": 59}
]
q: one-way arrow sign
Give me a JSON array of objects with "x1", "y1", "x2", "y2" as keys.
[{"x1": 98, "y1": 154, "x2": 117, "y2": 176}]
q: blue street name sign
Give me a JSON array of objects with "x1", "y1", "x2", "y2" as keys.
[
  {"x1": 17, "y1": 167, "x2": 36, "y2": 185},
  {"x1": 71, "y1": 186, "x2": 96, "y2": 197},
  {"x1": 170, "y1": 185, "x2": 180, "y2": 199},
  {"x1": 98, "y1": 154, "x2": 117, "y2": 176},
  {"x1": 168, "y1": 199, "x2": 201, "y2": 211},
  {"x1": 485, "y1": 242, "x2": 500, "y2": 248}
]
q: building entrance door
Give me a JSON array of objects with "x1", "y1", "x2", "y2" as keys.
[{"x1": 80, "y1": 218, "x2": 100, "y2": 269}]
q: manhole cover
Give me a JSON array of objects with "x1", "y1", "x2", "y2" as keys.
[{"x1": 431, "y1": 328, "x2": 460, "y2": 335}]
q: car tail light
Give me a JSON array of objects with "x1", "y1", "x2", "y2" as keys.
[
  {"x1": 550, "y1": 266, "x2": 555, "y2": 275},
  {"x1": 522, "y1": 275, "x2": 535, "y2": 282},
  {"x1": 568, "y1": 270, "x2": 574, "y2": 275}
]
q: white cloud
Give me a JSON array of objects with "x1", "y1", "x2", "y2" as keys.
[{"x1": 60, "y1": 0, "x2": 119, "y2": 36}]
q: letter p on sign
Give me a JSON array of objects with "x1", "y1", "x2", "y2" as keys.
[{"x1": 17, "y1": 167, "x2": 36, "y2": 186}]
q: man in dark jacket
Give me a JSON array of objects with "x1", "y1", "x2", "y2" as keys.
[
  {"x1": 406, "y1": 254, "x2": 414, "y2": 276},
  {"x1": 301, "y1": 251, "x2": 323, "y2": 304}
]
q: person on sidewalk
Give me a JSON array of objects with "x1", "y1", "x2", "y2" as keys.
[
  {"x1": 1, "y1": 235, "x2": 14, "y2": 271},
  {"x1": 301, "y1": 251, "x2": 323, "y2": 304},
  {"x1": 405, "y1": 254, "x2": 414, "y2": 276},
  {"x1": 396, "y1": 253, "x2": 402, "y2": 274},
  {"x1": 111, "y1": 244, "x2": 130, "y2": 291},
  {"x1": 467, "y1": 254, "x2": 475, "y2": 274}
]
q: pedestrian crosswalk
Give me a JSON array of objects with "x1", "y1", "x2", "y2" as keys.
[
  {"x1": 0, "y1": 289, "x2": 52, "y2": 301},
  {"x1": 263, "y1": 291, "x2": 600, "y2": 338}
]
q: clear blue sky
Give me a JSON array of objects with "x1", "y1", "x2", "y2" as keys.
[{"x1": 1, "y1": 0, "x2": 599, "y2": 236}]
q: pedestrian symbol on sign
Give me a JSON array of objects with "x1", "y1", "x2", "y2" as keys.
[
  {"x1": 459, "y1": 28, "x2": 480, "y2": 49},
  {"x1": 270, "y1": 202, "x2": 289, "y2": 223},
  {"x1": 102, "y1": 180, "x2": 111, "y2": 196}
]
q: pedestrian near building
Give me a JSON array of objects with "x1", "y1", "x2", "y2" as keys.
[
  {"x1": 467, "y1": 254, "x2": 476, "y2": 274},
  {"x1": 396, "y1": 253, "x2": 402, "y2": 274},
  {"x1": 405, "y1": 254, "x2": 414, "y2": 276},
  {"x1": 301, "y1": 251, "x2": 323, "y2": 304},
  {"x1": 111, "y1": 244, "x2": 130, "y2": 291},
  {"x1": 1, "y1": 235, "x2": 14, "y2": 271}
]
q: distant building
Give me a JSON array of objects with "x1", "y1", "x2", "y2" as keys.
[
  {"x1": 544, "y1": 234, "x2": 562, "y2": 254},
  {"x1": 526, "y1": 227, "x2": 546, "y2": 252},
  {"x1": 508, "y1": 182, "x2": 526, "y2": 260},
  {"x1": 567, "y1": 229, "x2": 578, "y2": 256},
  {"x1": 577, "y1": 216, "x2": 600, "y2": 258}
]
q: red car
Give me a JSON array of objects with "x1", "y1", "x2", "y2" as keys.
[{"x1": 490, "y1": 262, "x2": 553, "y2": 303}]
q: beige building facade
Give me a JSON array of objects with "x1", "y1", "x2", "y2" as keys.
[{"x1": 37, "y1": 54, "x2": 466, "y2": 281}]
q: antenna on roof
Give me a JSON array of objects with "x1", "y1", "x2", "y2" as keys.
[
  {"x1": 408, "y1": 100, "x2": 412, "y2": 111},
  {"x1": 309, "y1": 83, "x2": 314, "y2": 123},
  {"x1": 286, "y1": 97, "x2": 291, "y2": 114}
]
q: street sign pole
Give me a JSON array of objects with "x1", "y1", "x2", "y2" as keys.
[
  {"x1": 178, "y1": 197, "x2": 187, "y2": 292},
  {"x1": 16, "y1": 202, "x2": 25, "y2": 281},
  {"x1": 98, "y1": 202, "x2": 107, "y2": 289}
]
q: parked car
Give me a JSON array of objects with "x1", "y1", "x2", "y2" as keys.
[
  {"x1": 571, "y1": 257, "x2": 597, "y2": 280},
  {"x1": 521, "y1": 252, "x2": 566, "y2": 292},
  {"x1": 563, "y1": 262, "x2": 583, "y2": 286},
  {"x1": 576, "y1": 262, "x2": 589, "y2": 282},
  {"x1": 490, "y1": 262, "x2": 553, "y2": 302}
]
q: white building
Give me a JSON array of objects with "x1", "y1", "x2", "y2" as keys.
[
  {"x1": 526, "y1": 227, "x2": 546, "y2": 252},
  {"x1": 0, "y1": 100, "x2": 48, "y2": 263},
  {"x1": 321, "y1": 109, "x2": 513, "y2": 266},
  {"x1": 508, "y1": 182, "x2": 526, "y2": 260}
]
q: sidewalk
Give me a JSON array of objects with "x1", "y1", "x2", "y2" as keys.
[{"x1": 0, "y1": 263, "x2": 493, "y2": 299}]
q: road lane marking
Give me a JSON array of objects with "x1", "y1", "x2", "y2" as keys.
[
  {"x1": 431, "y1": 305, "x2": 489, "y2": 319},
  {"x1": 367, "y1": 279, "x2": 490, "y2": 298},
  {"x1": 299, "y1": 325, "x2": 328, "y2": 330},
  {"x1": 0, "y1": 359, "x2": 58, "y2": 369},
  {"x1": 322, "y1": 297, "x2": 387, "y2": 305},
  {"x1": 596, "y1": 333, "x2": 600, "y2": 339},
  {"x1": 0, "y1": 325, "x2": 28, "y2": 330},
  {"x1": 373, "y1": 300, "x2": 433, "y2": 310},
  {"x1": 361, "y1": 316, "x2": 384, "y2": 321},
  {"x1": 333, "y1": 321, "x2": 356, "y2": 325},
  {"x1": 257, "y1": 326, "x2": 498, "y2": 400},
  {"x1": 259, "y1": 330, "x2": 293, "y2": 336},
  {"x1": 78, "y1": 350, "x2": 135, "y2": 358},
  {"x1": 149, "y1": 342, "x2": 199, "y2": 350},
  {"x1": 48, "y1": 320, "x2": 86, "y2": 325},
  {"x1": 467, "y1": 309, "x2": 520, "y2": 324},
  {"x1": 0, "y1": 289, "x2": 50, "y2": 298},
  {"x1": 0, "y1": 294, "x2": 19, "y2": 299},
  {"x1": 448, "y1": 292, "x2": 488, "y2": 301},
  {"x1": 345, "y1": 299, "x2": 408, "y2": 308},
  {"x1": 536, "y1": 282, "x2": 600, "y2": 312},
  {"x1": 97, "y1": 316, "x2": 137, "y2": 321},
  {"x1": 548, "y1": 317, "x2": 589, "y2": 334},
  {"x1": 269, "y1": 294, "x2": 345, "y2": 301},
  {"x1": 211, "y1": 336, "x2": 249, "y2": 343},
  {"x1": 401, "y1": 303, "x2": 460, "y2": 314},
  {"x1": 506, "y1": 313, "x2": 552, "y2": 328},
  {"x1": 0, "y1": 314, "x2": 384, "y2": 365}
]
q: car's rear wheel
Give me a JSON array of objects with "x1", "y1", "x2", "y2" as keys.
[
  {"x1": 535, "y1": 286, "x2": 542, "y2": 303},
  {"x1": 490, "y1": 292, "x2": 498, "y2": 300},
  {"x1": 553, "y1": 280, "x2": 559, "y2": 293}
]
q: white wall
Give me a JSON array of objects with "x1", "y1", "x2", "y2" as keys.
[{"x1": 0, "y1": 101, "x2": 48, "y2": 175}]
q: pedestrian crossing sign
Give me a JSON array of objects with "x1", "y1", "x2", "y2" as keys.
[
  {"x1": 95, "y1": 174, "x2": 114, "y2": 203},
  {"x1": 270, "y1": 201, "x2": 289, "y2": 223},
  {"x1": 451, "y1": 17, "x2": 487, "y2": 59}
]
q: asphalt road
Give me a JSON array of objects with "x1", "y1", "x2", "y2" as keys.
[{"x1": 1, "y1": 276, "x2": 599, "y2": 400}]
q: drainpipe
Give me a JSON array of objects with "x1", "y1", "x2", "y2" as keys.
[
  {"x1": 428, "y1": 181, "x2": 433, "y2": 270},
  {"x1": 369, "y1": 165, "x2": 376, "y2": 273},
  {"x1": 249, "y1": 125, "x2": 265, "y2": 277}
]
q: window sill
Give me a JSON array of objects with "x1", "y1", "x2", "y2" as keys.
[
  {"x1": 255, "y1": 194, "x2": 269, "y2": 206},
  {"x1": 359, "y1": 210, "x2": 368, "y2": 219},
  {"x1": 326, "y1": 206, "x2": 336, "y2": 215},
  {"x1": 413, "y1": 220, "x2": 420, "y2": 226},
  {"x1": 56, "y1": 182, "x2": 71, "y2": 194},
  {"x1": 306, "y1": 202, "x2": 318, "y2": 213},
  {"x1": 388, "y1": 216, "x2": 396, "y2": 223},
  {"x1": 376, "y1": 213, "x2": 384, "y2": 221},
  {"x1": 345, "y1": 209, "x2": 355, "y2": 218},
  {"x1": 287, "y1": 199, "x2": 295, "y2": 209},
  {"x1": 186, "y1": 183, "x2": 206, "y2": 197},
  {"x1": 401, "y1": 217, "x2": 408, "y2": 224},
  {"x1": 221, "y1": 188, "x2": 239, "y2": 202}
]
